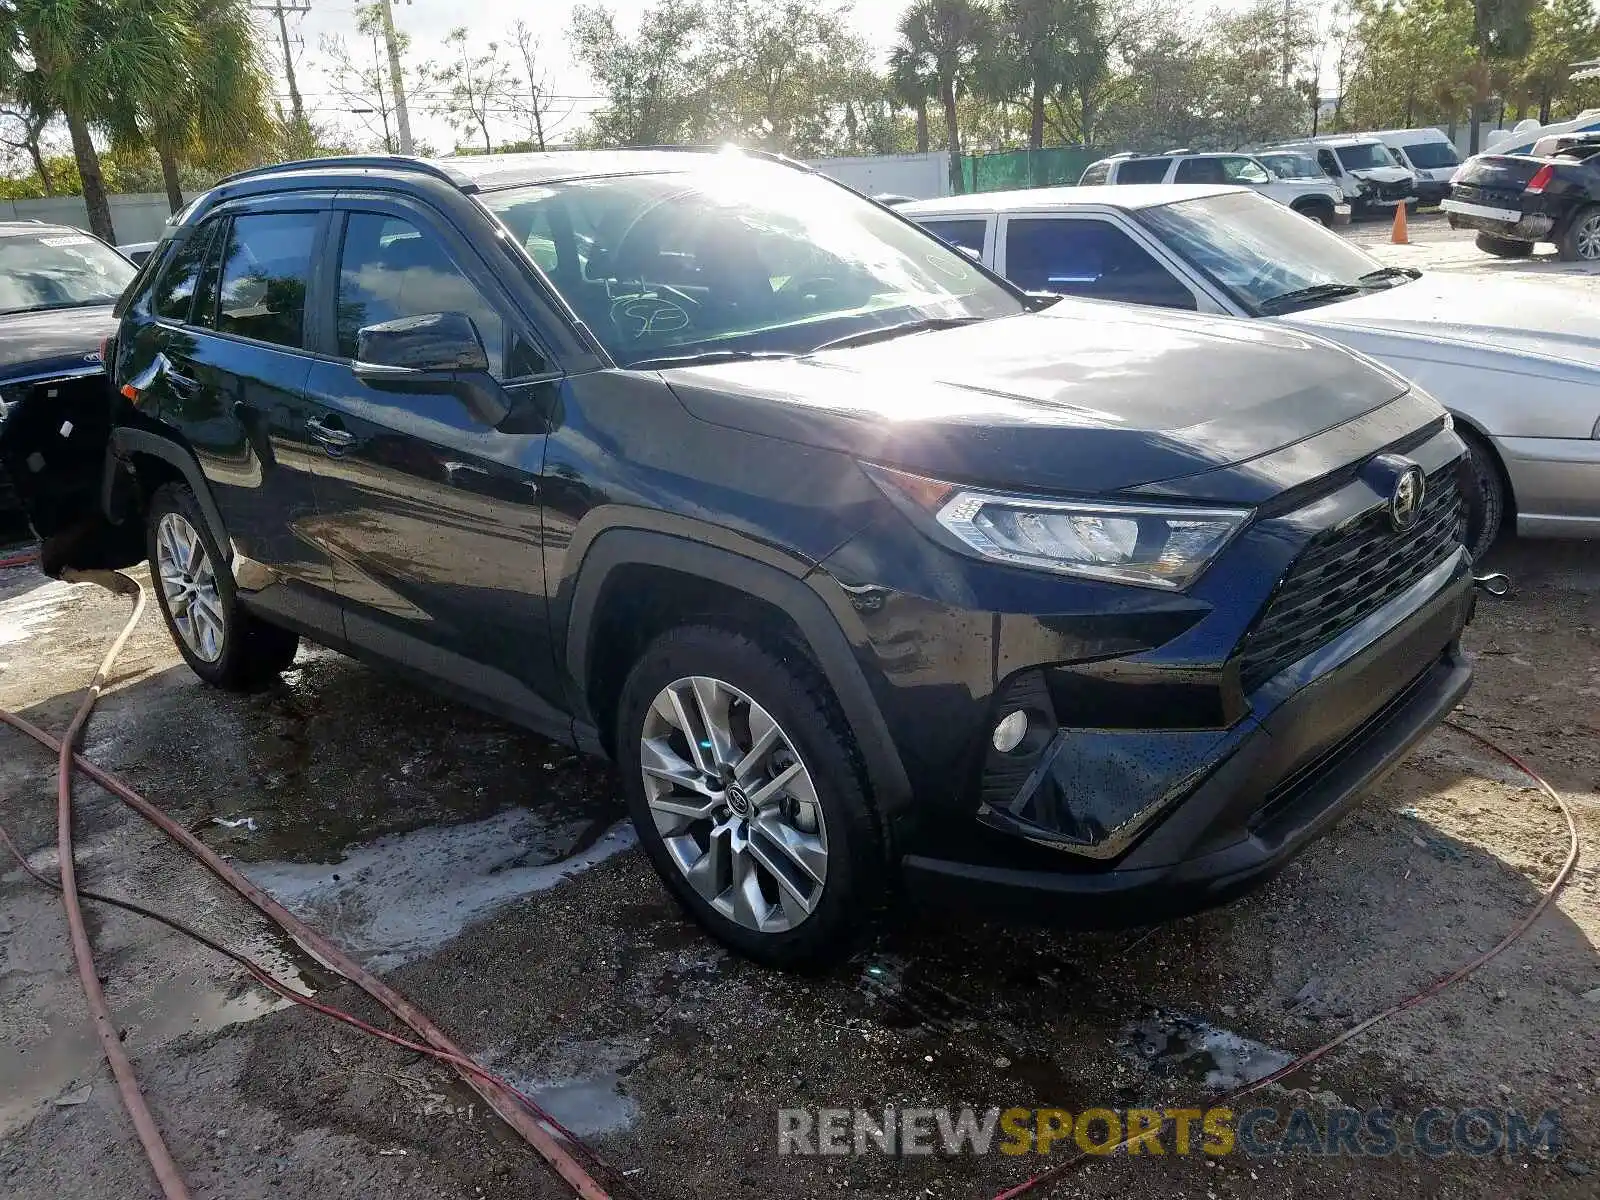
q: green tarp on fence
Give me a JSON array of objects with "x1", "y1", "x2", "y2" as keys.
[{"x1": 960, "y1": 147, "x2": 1097, "y2": 193}]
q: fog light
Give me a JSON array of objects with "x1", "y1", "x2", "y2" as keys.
[{"x1": 992, "y1": 710, "x2": 1029, "y2": 753}]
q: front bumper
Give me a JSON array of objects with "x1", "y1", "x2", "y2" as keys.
[
  {"x1": 1332, "y1": 203, "x2": 1353, "y2": 225},
  {"x1": 902, "y1": 550, "x2": 1474, "y2": 927}
]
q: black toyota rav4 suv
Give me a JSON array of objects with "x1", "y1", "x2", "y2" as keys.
[{"x1": 35, "y1": 150, "x2": 1475, "y2": 967}]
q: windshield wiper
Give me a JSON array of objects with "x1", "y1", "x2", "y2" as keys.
[
  {"x1": 810, "y1": 315, "x2": 987, "y2": 354},
  {"x1": 1358, "y1": 266, "x2": 1422, "y2": 286},
  {"x1": 1257, "y1": 283, "x2": 1364, "y2": 314},
  {"x1": 624, "y1": 349, "x2": 795, "y2": 371}
]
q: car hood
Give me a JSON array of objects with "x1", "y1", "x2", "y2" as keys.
[
  {"x1": 0, "y1": 305, "x2": 115, "y2": 385},
  {"x1": 662, "y1": 303, "x2": 1410, "y2": 495},
  {"x1": 1279, "y1": 273, "x2": 1600, "y2": 381},
  {"x1": 1349, "y1": 166, "x2": 1414, "y2": 184}
]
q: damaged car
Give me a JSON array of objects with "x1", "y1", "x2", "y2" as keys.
[
  {"x1": 22, "y1": 151, "x2": 1477, "y2": 967},
  {"x1": 0, "y1": 221, "x2": 135, "y2": 549}
]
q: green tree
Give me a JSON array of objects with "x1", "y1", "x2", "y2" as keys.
[
  {"x1": 1513, "y1": 0, "x2": 1600, "y2": 121},
  {"x1": 568, "y1": 0, "x2": 714, "y2": 146},
  {"x1": 895, "y1": 0, "x2": 997, "y2": 192},
  {"x1": 706, "y1": 1, "x2": 875, "y2": 155},
  {"x1": 988, "y1": 0, "x2": 1100, "y2": 149},
  {"x1": 433, "y1": 27, "x2": 513, "y2": 154},
  {"x1": 114, "y1": 0, "x2": 274, "y2": 213},
  {"x1": 321, "y1": 3, "x2": 435, "y2": 155},
  {"x1": 888, "y1": 44, "x2": 937, "y2": 151},
  {"x1": 0, "y1": 0, "x2": 195, "y2": 240},
  {"x1": 0, "y1": 96, "x2": 53, "y2": 194}
]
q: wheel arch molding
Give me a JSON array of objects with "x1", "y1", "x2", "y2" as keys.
[
  {"x1": 110, "y1": 426, "x2": 232, "y2": 561},
  {"x1": 561, "y1": 526, "x2": 914, "y2": 844}
]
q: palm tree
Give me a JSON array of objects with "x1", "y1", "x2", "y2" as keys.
[
  {"x1": 993, "y1": 0, "x2": 1085, "y2": 150},
  {"x1": 888, "y1": 44, "x2": 936, "y2": 153},
  {"x1": 0, "y1": 0, "x2": 193, "y2": 241},
  {"x1": 114, "y1": 0, "x2": 275, "y2": 213},
  {"x1": 894, "y1": 0, "x2": 995, "y2": 193}
]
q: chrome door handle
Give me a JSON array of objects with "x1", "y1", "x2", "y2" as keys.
[{"x1": 305, "y1": 416, "x2": 355, "y2": 449}]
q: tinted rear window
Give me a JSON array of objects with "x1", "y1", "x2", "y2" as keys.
[
  {"x1": 214, "y1": 213, "x2": 319, "y2": 348},
  {"x1": 151, "y1": 225, "x2": 216, "y2": 322},
  {"x1": 1079, "y1": 162, "x2": 1112, "y2": 185},
  {"x1": 1115, "y1": 158, "x2": 1171, "y2": 184},
  {"x1": 918, "y1": 218, "x2": 987, "y2": 256}
]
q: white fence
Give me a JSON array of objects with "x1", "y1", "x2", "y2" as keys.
[
  {"x1": 1, "y1": 193, "x2": 173, "y2": 246},
  {"x1": 805, "y1": 152, "x2": 952, "y2": 200}
]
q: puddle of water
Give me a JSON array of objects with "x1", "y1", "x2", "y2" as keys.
[
  {"x1": 1120, "y1": 1009, "x2": 1295, "y2": 1091},
  {"x1": 492, "y1": 1036, "x2": 644, "y2": 1138},
  {"x1": 243, "y1": 809, "x2": 636, "y2": 970},
  {"x1": 0, "y1": 579, "x2": 78, "y2": 647},
  {"x1": 0, "y1": 887, "x2": 308, "y2": 1138},
  {"x1": 517, "y1": 1071, "x2": 639, "y2": 1138}
]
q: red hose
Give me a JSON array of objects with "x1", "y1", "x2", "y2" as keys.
[
  {"x1": 0, "y1": 546, "x2": 39, "y2": 570},
  {"x1": 991, "y1": 716, "x2": 1582, "y2": 1200},
  {"x1": 0, "y1": 571, "x2": 615, "y2": 1200},
  {"x1": 47, "y1": 572, "x2": 188, "y2": 1198}
]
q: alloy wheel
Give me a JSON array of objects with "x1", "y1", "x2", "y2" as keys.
[
  {"x1": 155, "y1": 512, "x2": 226, "y2": 663},
  {"x1": 1577, "y1": 212, "x2": 1600, "y2": 261},
  {"x1": 640, "y1": 675, "x2": 828, "y2": 934}
]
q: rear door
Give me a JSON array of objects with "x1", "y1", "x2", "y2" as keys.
[
  {"x1": 137, "y1": 197, "x2": 345, "y2": 637},
  {"x1": 996, "y1": 212, "x2": 1207, "y2": 310},
  {"x1": 300, "y1": 193, "x2": 568, "y2": 732}
]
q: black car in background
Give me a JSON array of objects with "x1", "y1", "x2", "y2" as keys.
[
  {"x1": 27, "y1": 151, "x2": 1474, "y2": 967},
  {"x1": 0, "y1": 221, "x2": 134, "y2": 544},
  {"x1": 1444, "y1": 138, "x2": 1600, "y2": 260}
]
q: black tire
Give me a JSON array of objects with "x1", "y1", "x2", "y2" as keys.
[
  {"x1": 146, "y1": 482, "x2": 299, "y2": 690},
  {"x1": 616, "y1": 625, "x2": 883, "y2": 970},
  {"x1": 1457, "y1": 427, "x2": 1508, "y2": 562},
  {"x1": 1292, "y1": 200, "x2": 1334, "y2": 227},
  {"x1": 1475, "y1": 232, "x2": 1535, "y2": 258},
  {"x1": 1557, "y1": 205, "x2": 1600, "y2": 263}
]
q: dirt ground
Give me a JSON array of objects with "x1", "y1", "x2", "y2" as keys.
[{"x1": 2, "y1": 220, "x2": 1598, "y2": 1200}]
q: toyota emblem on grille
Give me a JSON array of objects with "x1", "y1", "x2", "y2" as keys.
[{"x1": 1390, "y1": 465, "x2": 1426, "y2": 531}]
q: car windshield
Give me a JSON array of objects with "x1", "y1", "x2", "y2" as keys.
[
  {"x1": 1259, "y1": 152, "x2": 1323, "y2": 179},
  {"x1": 1336, "y1": 142, "x2": 1398, "y2": 171},
  {"x1": 479, "y1": 166, "x2": 1023, "y2": 367},
  {"x1": 0, "y1": 230, "x2": 134, "y2": 315},
  {"x1": 1400, "y1": 140, "x2": 1459, "y2": 169},
  {"x1": 1136, "y1": 191, "x2": 1404, "y2": 315}
]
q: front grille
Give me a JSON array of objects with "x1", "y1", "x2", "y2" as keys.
[
  {"x1": 1378, "y1": 180, "x2": 1412, "y2": 200},
  {"x1": 1237, "y1": 463, "x2": 1463, "y2": 693}
]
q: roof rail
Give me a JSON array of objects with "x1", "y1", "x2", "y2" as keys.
[{"x1": 218, "y1": 154, "x2": 468, "y2": 189}]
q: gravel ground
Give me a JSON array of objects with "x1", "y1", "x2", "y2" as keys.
[{"x1": 1, "y1": 220, "x2": 1597, "y2": 1199}]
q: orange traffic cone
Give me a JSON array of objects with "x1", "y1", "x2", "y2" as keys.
[{"x1": 1391, "y1": 203, "x2": 1409, "y2": 245}]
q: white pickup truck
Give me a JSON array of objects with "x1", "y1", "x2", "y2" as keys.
[{"x1": 1079, "y1": 151, "x2": 1351, "y2": 225}]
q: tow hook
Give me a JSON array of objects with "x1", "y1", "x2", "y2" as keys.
[{"x1": 1473, "y1": 572, "x2": 1511, "y2": 597}]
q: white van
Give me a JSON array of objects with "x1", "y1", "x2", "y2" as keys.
[{"x1": 1362, "y1": 128, "x2": 1461, "y2": 204}]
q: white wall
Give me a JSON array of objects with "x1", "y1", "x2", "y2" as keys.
[
  {"x1": 0, "y1": 193, "x2": 173, "y2": 246},
  {"x1": 805, "y1": 152, "x2": 952, "y2": 200}
]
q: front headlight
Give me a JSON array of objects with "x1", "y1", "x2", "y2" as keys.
[{"x1": 864, "y1": 464, "x2": 1251, "y2": 590}]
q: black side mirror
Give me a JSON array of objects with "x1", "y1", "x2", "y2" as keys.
[
  {"x1": 356, "y1": 311, "x2": 489, "y2": 372},
  {"x1": 353, "y1": 312, "x2": 511, "y2": 427}
]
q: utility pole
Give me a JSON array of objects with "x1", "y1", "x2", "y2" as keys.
[
  {"x1": 378, "y1": 1, "x2": 415, "y2": 154},
  {"x1": 253, "y1": 0, "x2": 312, "y2": 126}
]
